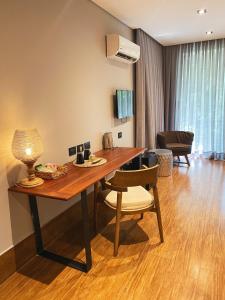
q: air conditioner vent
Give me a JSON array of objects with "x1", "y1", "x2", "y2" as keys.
[{"x1": 116, "y1": 52, "x2": 137, "y2": 62}]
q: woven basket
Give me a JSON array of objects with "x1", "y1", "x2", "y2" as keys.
[{"x1": 35, "y1": 165, "x2": 68, "y2": 180}]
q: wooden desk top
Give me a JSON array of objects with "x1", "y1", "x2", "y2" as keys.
[{"x1": 9, "y1": 147, "x2": 144, "y2": 201}]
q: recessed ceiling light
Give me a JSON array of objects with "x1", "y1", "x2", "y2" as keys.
[
  {"x1": 206, "y1": 31, "x2": 213, "y2": 35},
  {"x1": 197, "y1": 8, "x2": 207, "y2": 15}
]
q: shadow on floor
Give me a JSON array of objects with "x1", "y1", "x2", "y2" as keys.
[
  {"x1": 100, "y1": 219, "x2": 149, "y2": 245},
  {"x1": 93, "y1": 217, "x2": 162, "y2": 259},
  {"x1": 16, "y1": 225, "x2": 86, "y2": 284}
]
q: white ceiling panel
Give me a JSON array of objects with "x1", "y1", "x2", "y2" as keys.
[{"x1": 92, "y1": 0, "x2": 225, "y2": 45}]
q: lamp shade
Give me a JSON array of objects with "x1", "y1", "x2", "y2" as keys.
[{"x1": 12, "y1": 128, "x2": 43, "y2": 163}]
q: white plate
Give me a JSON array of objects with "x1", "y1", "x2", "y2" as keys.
[{"x1": 73, "y1": 157, "x2": 107, "y2": 168}]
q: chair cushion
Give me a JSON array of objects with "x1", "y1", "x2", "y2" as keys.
[
  {"x1": 104, "y1": 186, "x2": 154, "y2": 211},
  {"x1": 166, "y1": 143, "x2": 191, "y2": 152}
]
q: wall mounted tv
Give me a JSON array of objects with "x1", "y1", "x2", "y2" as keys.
[{"x1": 115, "y1": 90, "x2": 134, "y2": 119}]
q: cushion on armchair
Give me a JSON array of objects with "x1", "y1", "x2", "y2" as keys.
[{"x1": 166, "y1": 143, "x2": 192, "y2": 152}]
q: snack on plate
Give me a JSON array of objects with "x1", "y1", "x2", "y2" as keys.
[
  {"x1": 35, "y1": 164, "x2": 55, "y2": 173},
  {"x1": 46, "y1": 163, "x2": 58, "y2": 171}
]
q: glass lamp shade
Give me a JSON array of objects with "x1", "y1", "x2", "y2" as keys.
[
  {"x1": 12, "y1": 129, "x2": 44, "y2": 188},
  {"x1": 12, "y1": 128, "x2": 43, "y2": 163}
]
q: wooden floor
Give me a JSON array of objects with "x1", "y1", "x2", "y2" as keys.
[{"x1": 1, "y1": 158, "x2": 225, "y2": 300}]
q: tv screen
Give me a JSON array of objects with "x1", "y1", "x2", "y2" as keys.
[{"x1": 115, "y1": 90, "x2": 133, "y2": 119}]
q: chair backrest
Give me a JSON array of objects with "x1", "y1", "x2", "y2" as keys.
[
  {"x1": 157, "y1": 131, "x2": 194, "y2": 147},
  {"x1": 157, "y1": 131, "x2": 177, "y2": 148},
  {"x1": 176, "y1": 131, "x2": 194, "y2": 145},
  {"x1": 110, "y1": 165, "x2": 159, "y2": 188}
]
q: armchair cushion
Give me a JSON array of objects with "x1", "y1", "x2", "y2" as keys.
[
  {"x1": 104, "y1": 186, "x2": 154, "y2": 211},
  {"x1": 166, "y1": 143, "x2": 192, "y2": 152}
]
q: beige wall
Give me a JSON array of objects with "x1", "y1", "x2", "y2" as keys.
[{"x1": 0, "y1": 0, "x2": 134, "y2": 255}]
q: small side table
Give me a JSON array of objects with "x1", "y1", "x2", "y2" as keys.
[{"x1": 151, "y1": 149, "x2": 173, "y2": 177}]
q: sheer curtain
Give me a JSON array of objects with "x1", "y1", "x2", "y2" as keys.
[{"x1": 175, "y1": 39, "x2": 225, "y2": 160}]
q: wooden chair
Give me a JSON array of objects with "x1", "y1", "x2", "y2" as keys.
[{"x1": 95, "y1": 165, "x2": 164, "y2": 256}]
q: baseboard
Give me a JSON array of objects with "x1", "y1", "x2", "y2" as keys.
[{"x1": 0, "y1": 191, "x2": 100, "y2": 284}]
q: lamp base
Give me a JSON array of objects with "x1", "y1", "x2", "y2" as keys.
[{"x1": 17, "y1": 177, "x2": 44, "y2": 188}]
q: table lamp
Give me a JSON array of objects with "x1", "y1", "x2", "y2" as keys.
[{"x1": 12, "y1": 128, "x2": 44, "y2": 188}]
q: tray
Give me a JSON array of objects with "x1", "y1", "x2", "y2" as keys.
[{"x1": 35, "y1": 165, "x2": 68, "y2": 179}]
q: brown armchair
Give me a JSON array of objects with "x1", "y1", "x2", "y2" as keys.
[{"x1": 157, "y1": 131, "x2": 194, "y2": 166}]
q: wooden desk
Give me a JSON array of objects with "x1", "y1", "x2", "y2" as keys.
[{"x1": 9, "y1": 147, "x2": 144, "y2": 272}]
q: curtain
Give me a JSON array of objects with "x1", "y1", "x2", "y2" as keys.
[
  {"x1": 135, "y1": 29, "x2": 164, "y2": 149},
  {"x1": 175, "y1": 39, "x2": 225, "y2": 160},
  {"x1": 163, "y1": 46, "x2": 178, "y2": 130}
]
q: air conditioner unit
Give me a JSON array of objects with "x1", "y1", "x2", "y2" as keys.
[{"x1": 106, "y1": 34, "x2": 140, "y2": 64}]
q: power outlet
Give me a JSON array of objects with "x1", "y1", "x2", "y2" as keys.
[
  {"x1": 68, "y1": 146, "x2": 76, "y2": 156},
  {"x1": 118, "y1": 132, "x2": 122, "y2": 139}
]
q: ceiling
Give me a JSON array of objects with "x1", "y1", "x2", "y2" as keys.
[{"x1": 92, "y1": 0, "x2": 225, "y2": 46}]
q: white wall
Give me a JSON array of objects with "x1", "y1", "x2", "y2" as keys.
[{"x1": 0, "y1": 0, "x2": 134, "y2": 254}]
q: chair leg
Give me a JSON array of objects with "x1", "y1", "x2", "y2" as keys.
[
  {"x1": 114, "y1": 192, "x2": 122, "y2": 257},
  {"x1": 156, "y1": 208, "x2": 164, "y2": 243},
  {"x1": 140, "y1": 213, "x2": 144, "y2": 220},
  {"x1": 185, "y1": 154, "x2": 190, "y2": 166},
  {"x1": 94, "y1": 201, "x2": 99, "y2": 233},
  {"x1": 153, "y1": 187, "x2": 164, "y2": 243},
  {"x1": 100, "y1": 178, "x2": 106, "y2": 191},
  {"x1": 93, "y1": 182, "x2": 99, "y2": 232}
]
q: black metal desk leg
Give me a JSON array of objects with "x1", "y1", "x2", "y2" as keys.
[
  {"x1": 81, "y1": 190, "x2": 92, "y2": 271},
  {"x1": 28, "y1": 193, "x2": 92, "y2": 272},
  {"x1": 29, "y1": 195, "x2": 44, "y2": 255},
  {"x1": 29, "y1": 190, "x2": 92, "y2": 272}
]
